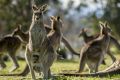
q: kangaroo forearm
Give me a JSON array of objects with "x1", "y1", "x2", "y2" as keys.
[
  {"x1": 110, "y1": 36, "x2": 120, "y2": 49},
  {"x1": 44, "y1": 24, "x2": 52, "y2": 34},
  {"x1": 62, "y1": 36, "x2": 80, "y2": 56},
  {"x1": 107, "y1": 50, "x2": 116, "y2": 62}
]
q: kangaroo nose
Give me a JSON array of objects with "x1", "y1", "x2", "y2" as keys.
[{"x1": 36, "y1": 17, "x2": 39, "y2": 20}]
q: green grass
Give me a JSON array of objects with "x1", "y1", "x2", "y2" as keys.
[{"x1": 0, "y1": 54, "x2": 120, "y2": 80}]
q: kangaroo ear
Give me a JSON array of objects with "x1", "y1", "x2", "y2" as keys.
[
  {"x1": 99, "y1": 21, "x2": 104, "y2": 28},
  {"x1": 32, "y1": 5, "x2": 38, "y2": 11},
  {"x1": 57, "y1": 16, "x2": 60, "y2": 21},
  {"x1": 50, "y1": 16, "x2": 55, "y2": 21},
  {"x1": 104, "y1": 21, "x2": 108, "y2": 27},
  {"x1": 41, "y1": 4, "x2": 48, "y2": 12}
]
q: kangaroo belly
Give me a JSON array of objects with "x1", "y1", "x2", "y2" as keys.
[
  {"x1": 31, "y1": 52, "x2": 44, "y2": 73},
  {"x1": 49, "y1": 34, "x2": 62, "y2": 50},
  {"x1": 33, "y1": 63, "x2": 43, "y2": 73}
]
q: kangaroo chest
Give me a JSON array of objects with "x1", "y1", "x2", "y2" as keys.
[{"x1": 29, "y1": 24, "x2": 47, "y2": 51}]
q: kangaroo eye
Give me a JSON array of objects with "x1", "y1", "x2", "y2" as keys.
[
  {"x1": 35, "y1": 13, "x2": 38, "y2": 15},
  {"x1": 39, "y1": 13, "x2": 42, "y2": 15}
]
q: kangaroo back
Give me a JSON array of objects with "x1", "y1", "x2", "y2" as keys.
[
  {"x1": 47, "y1": 16, "x2": 62, "y2": 50},
  {"x1": 13, "y1": 25, "x2": 29, "y2": 44}
]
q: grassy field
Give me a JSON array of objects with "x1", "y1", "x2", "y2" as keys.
[{"x1": 0, "y1": 54, "x2": 120, "y2": 80}]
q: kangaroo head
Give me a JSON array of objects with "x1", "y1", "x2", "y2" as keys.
[
  {"x1": 13, "y1": 24, "x2": 22, "y2": 37},
  {"x1": 50, "y1": 16, "x2": 62, "y2": 31},
  {"x1": 32, "y1": 4, "x2": 48, "y2": 21},
  {"x1": 78, "y1": 28, "x2": 88, "y2": 37},
  {"x1": 99, "y1": 21, "x2": 112, "y2": 35}
]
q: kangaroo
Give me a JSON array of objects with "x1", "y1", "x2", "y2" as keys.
[
  {"x1": 0, "y1": 25, "x2": 30, "y2": 76},
  {"x1": 78, "y1": 21, "x2": 112, "y2": 73},
  {"x1": 26, "y1": 15, "x2": 63, "y2": 79},
  {"x1": 79, "y1": 28, "x2": 116, "y2": 64},
  {"x1": 0, "y1": 32, "x2": 22, "y2": 72},
  {"x1": 25, "y1": 4, "x2": 58, "y2": 79}
]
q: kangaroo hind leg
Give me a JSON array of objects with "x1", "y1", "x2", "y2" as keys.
[
  {"x1": 25, "y1": 46, "x2": 36, "y2": 80},
  {"x1": 8, "y1": 53, "x2": 19, "y2": 72},
  {"x1": 0, "y1": 54, "x2": 6, "y2": 70}
]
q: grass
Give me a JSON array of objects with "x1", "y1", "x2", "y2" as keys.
[{"x1": 0, "y1": 54, "x2": 120, "y2": 80}]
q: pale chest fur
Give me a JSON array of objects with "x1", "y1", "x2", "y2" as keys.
[{"x1": 29, "y1": 22, "x2": 47, "y2": 51}]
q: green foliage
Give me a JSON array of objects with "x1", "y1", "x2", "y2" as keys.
[
  {"x1": 103, "y1": 0, "x2": 120, "y2": 39},
  {"x1": 0, "y1": 0, "x2": 55, "y2": 34},
  {"x1": 0, "y1": 0, "x2": 32, "y2": 33},
  {"x1": 33, "y1": 0, "x2": 49, "y2": 6}
]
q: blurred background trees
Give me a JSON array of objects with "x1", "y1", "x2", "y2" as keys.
[{"x1": 0, "y1": 0, "x2": 120, "y2": 58}]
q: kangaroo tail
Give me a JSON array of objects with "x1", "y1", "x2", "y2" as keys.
[
  {"x1": 110, "y1": 36, "x2": 120, "y2": 49},
  {"x1": 62, "y1": 36, "x2": 80, "y2": 56}
]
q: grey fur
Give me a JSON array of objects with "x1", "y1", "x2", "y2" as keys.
[
  {"x1": 79, "y1": 28, "x2": 116, "y2": 64},
  {"x1": 25, "y1": 4, "x2": 57, "y2": 79},
  {"x1": 78, "y1": 22, "x2": 111, "y2": 73}
]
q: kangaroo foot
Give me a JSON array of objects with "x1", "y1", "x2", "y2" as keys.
[
  {"x1": 0, "y1": 64, "x2": 6, "y2": 70},
  {"x1": 9, "y1": 65, "x2": 19, "y2": 72}
]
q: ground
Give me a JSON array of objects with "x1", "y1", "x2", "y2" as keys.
[{"x1": 0, "y1": 53, "x2": 120, "y2": 80}]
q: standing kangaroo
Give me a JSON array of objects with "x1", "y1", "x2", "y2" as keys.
[
  {"x1": 25, "y1": 4, "x2": 57, "y2": 79},
  {"x1": 79, "y1": 28, "x2": 116, "y2": 64},
  {"x1": 26, "y1": 15, "x2": 63, "y2": 79},
  {"x1": 78, "y1": 22, "x2": 112, "y2": 73},
  {"x1": 0, "y1": 32, "x2": 22, "y2": 72}
]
